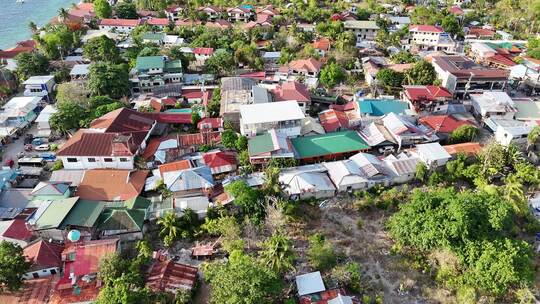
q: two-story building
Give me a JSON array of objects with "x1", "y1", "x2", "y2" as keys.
[
  {"x1": 99, "y1": 18, "x2": 143, "y2": 33},
  {"x1": 198, "y1": 6, "x2": 223, "y2": 21},
  {"x1": 22, "y1": 75, "x2": 55, "y2": 102},
  {"x1": 239, "y1": 101, "x2": 305, "y2": 137},
  {"x1": 227, "y1": 6, "x2": 254, "y2": 22},
  {"x1": 0, "y1": 96, "x2": 40, "y2": 139},
  {"x1": 55, "y1": 108, "x2": 158, "y2": 170},
  {"x1": 344, "y1": 20, "x2": 379, "y2": 46},
  {"x1": 408, "y1": 25, "x2": 456, "y2": 52},
  {"x1": 431, "y1": 55, "x2": 509, "y2": 99},
  {"x1": 131, "y1": 56, "x2": 183, "y2": 94}
]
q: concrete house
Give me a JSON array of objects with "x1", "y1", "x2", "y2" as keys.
[
  {"x1": 344, "y1": 20, "x2": 379, "y2": 45},
  {"x1": 56, "y1": 108, "x2": 157, "y2": 170},
  {"x1": 239, "y1": 101, "x2": 305, "y2": 137},
  {"x1": 99, "y1": 18, "x2": 143, "y2": 33},
  {"x1": 22, "y1": 239, "x2": 64, "y2": 279},
  {"x1": 0, "y1": 96, "x2": 39, "y2": 138},
  {"x1": 470, "y1": 92, "x2": 517, "y2": 121},
  {"x1": 22, "y1": 75, "x2": 55, "y2": 102},
  {"x1": 431, "y1": 55, "x2": 509, "y2": 98},
  {"x1": 408, "y1": 25, "x2": 456, "y2": 52},
  {"x1": 131, "y1": 56, "x2": 183, "y2": 94}
]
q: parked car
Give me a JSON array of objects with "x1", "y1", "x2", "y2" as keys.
[
  {"x1": 24, "y1": 134, "x2": 34, "y2": 145},
  {"x1": 34, "y1": 144, "x2": 50, "y2": 151},
  {"x1": 32, "y1": 138, "x2": 45, "y2": 146},
  {"x1": 39, "y1": 153, "x2": 56, "y2": 162}
]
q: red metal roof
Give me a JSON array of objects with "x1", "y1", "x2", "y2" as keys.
[
  {"x1": 273, "y1": 81, "x2": 311, "y2": 103},
  {"x1": 313, "y1": 38, "x2": 331, "y2": 52},
  {"x1": 146, "y1": 18, "x2": 169, "y2": 26},
  {"x1": 443, "y1": 142, "x2": 482, "y2": 156},
  {"x1": 60, "y1": 239, "x2": 119, "y2": 278},
  {"x1": 409, "y1": 24, "x2": 444, "y2": 33},
  {"x1": 403, "y1": 85, "x2": 452, "y2": 102},
  {"x1": 158, "y1": 159, "x2": 192, "y2": 176},
  {"x1": 24, "y1": 240, "x2": 64, "y2": 270},
  {"x1": 2, "y1": 219, "x2": 32, "y2": 241},
  {"x1": 467, "y1": 27, "x2": 496, "y2": 37},
  {"x1": 419, "y1": 115, "x2": 473, "y2": 133},
  {"x1": 90, "y1": 108, "x2": 155, "y2": 132},
  {"x1": 179, "y1": 132, "x2": 221, "y2": 147},
  {"x1": 486, "y1": 54, "x2": 516, "y2": 67},
  {"x1": 202, "y1": 150, "x2": 237, "y2": 168},
  {"x1": 194, "y1": 47, "x2": 214, "y2": 56},
  {"x1": 146, "y1": 260, "x2": 198, "y2": 292},
  {"x1": 197, "y1": 117, "x2": 222, "y2": 130}
]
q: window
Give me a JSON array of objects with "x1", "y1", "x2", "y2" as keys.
[
  {"x1": 87, "y1": 158, "x2": 96, "y2": 162},
  {"x1": 67, "y1": 158, "x2": 78, "y2": 163},
  {"x1": 104, "y1": 158, "x2": 113, "y2": 162},
  {"x1": 119, "y1": 158, "x2": 129, "y2": 162},
  {"x1": 50, "y1": 269, "x2": 57, "y2": 275},
  {"x1": 32, "y1": 273, "x2": 39, "y2": 279}
]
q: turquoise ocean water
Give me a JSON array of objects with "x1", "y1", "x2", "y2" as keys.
[{"x1": 0, "y1": 0, "x2": 77, "y2": 49}]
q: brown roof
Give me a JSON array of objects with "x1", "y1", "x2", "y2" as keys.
[
  {"x1": 146, "y1": 260, "x2": 198, "y2": 292},
  {"x1": 56, "y1": 130, "x2": 147, "y2": 157},
  {"x1": 443, "y1": 142, "x2": 482, "y2": 156},
  {"x1": 24, "y1": 240, "x2": 64, "y2": 271},
  {"x1": 286, "y1": 58, "x2": 323, "y2": 74},
  {"x1": 76, "y1": 170, "x2": 148, "y2": 201},
  {"x1": 90, "y1": 108, "x2": 155, "y2": 133},
  {"x1": 158, "y1": 160, "x2": 192, "y2": 176},
  {"x1": 431, "y1": 55, "x2": 509, "y2": 79},
  {"x1": 100, "y1": 18, "x2": 142, "y2": 27},
  {"x1": 0, "y1": 276, "x2": 55, "y2": 304},
  {"x1": 273, "y1": 81, "x2": 311, "y2": 103}
]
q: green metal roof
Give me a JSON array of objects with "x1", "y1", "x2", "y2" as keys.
[
  {"x1": 135, "y1": 56, "x2": 165, "y2": 71},
  {"x1": 164, "y1": 60, "x2": 182, "y2": 73},
  {"x1": 248, "y1": 132, "x2": 275, "y2": 156},
  {"x1": 97, "y1": 197, "x2": 149, "y2": 232},
  {"x1": 359, "y1": 99, "x2": 409, "y2": 116},
  {"x1": 124, "y1": 196, "x2": 151, "y2": 210},
  {"x1": 291, "y1": 130, "x2": 369, "y2": 159},
  {"x1": 142, "y1": 32, "x2": 165, "y2": 41},
  {"x1": 34, "y1": 197, "x2": 79, "y2": 230},
  {"x1": 60, "y1": 200, "x2": 105, "y2": 229}
]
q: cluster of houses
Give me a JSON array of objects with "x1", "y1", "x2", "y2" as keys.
[{"x1": 1, "y1": 0, "x2": 540, "y2": 303}]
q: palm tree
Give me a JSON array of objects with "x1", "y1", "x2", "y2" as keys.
[
  {"x1": 504, "y1": 176, "x2": 526, "y2": 214},
  {"x1": 28, "y1": 21, "x2": 38, "y2": 34},
  {"x1": 157, "y1": 212, "x2": 179, "y2": 247},
  {"x1": 263, "y1": 166, "x2": 281, "y2": 196},
  {"x1": 258, "y1": 232, "x2": 295, "y2": 274},
  {"x1": 58, "y1": 8, "x2": 69, "y2": 23}
]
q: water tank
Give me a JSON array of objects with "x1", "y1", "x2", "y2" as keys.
[{"x1": 67, "y1": 230, "x2": 81, "y2": 242}]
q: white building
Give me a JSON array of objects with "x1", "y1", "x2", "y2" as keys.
[
  {"x1": 279, "y1": 165, "x2": 336, "y2": 200},
  {"x1": 22, "y1": 75, "x2": 55, "y2": 102},
  {"x1": 323, "y1": 160, "x2": 367, "y2": 192},
  {"x1": 35, "y1": 105, "x2": 57, "y2": 138},
  {"x1": 239, "y1": 101, "x2": 305, "y2": 137},
  {"x1": 408, "y1": 25, "x2": 456, "y2": 52},
  {"x1": 414, "y1": 142, "x2": 451, "y2": 167},
  {"x1": 344, "y1": 20, "x2": 380, "y2": 46},
  {"x1": 486, "y1": 118, "x2": 533, "y2": 147},
  {"x1": 98, "y1": 18, "x2": 142, "y2": 33},
  {"x1": 470, "y1": 91, "x2": 517, "y2": 120}
]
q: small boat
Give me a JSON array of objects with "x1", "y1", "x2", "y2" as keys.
[{"x1": 16, "y1": 0, "x2": 25, "y2": 4}]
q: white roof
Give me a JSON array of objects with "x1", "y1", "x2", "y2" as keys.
[
  {"x1": 470, "y1": 92, "x2": 517, "y2": 113},
  {"x1": 240, "y1": 100, "x2": 305, "y2": 124},
  {"x1": 262, "y1": 51, "x2": 281, "y2": 59},
  {"x1": 295, "y1": 271, "x2": 326, "y2": 296},
  {"x1": 344, "y1": 20, "x2": 380, "y2": 30},
  {"x1": 416, "y1": 142, "x2": 451, "y2": 161},
  {"x1": 22, "y1": 75, "x2": 54, "y2": 85},
  {"x1": 35, "y1": 105, "x2": 57, "y2": 123},
  {"x1": 70, "y1": 64, "x2": 90, "y2": 76},
  {"x1": 489, "y1": 118, "x2": 533, "y2": 136},
  {"x1": 323, "y1": 160, "x2": 366, "y2": 187},
  {"x1": 279, "y1": 165, "x2": 335, "y2": 195},
  {"x1": 328, "y1": 294, "x2": 354, "y2": 304},
  {"x1": 2, "y1": 96, "x2": 40, "y2": 117}
]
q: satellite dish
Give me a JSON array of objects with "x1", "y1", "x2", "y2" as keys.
[{"x1": 67, "y1": 230, "x2": 81, "y2": 242}]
